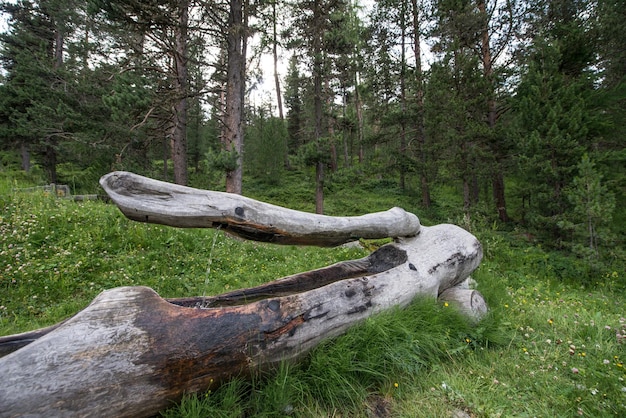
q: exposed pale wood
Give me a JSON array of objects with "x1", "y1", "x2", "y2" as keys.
[
  {"x1": 0, "y1": 224, "x2": 482, "y2": 418},
  {"x1": 0, "y1": 322, "x2": 65, "y2": 357},
  {"x1": 438, "y1": 287, "x2": 488, "y2": 321},
  {"x1": 99, "y1": 171, "x2": 420, "y2": 246}
]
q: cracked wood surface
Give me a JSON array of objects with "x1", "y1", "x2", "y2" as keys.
[{"x1": 99, "y1": 171, "x2": 420, "y2": 246}]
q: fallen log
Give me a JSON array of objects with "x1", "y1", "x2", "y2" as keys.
[
  {"x1": 99, "y1": 171, "x2": 420, "y2": 246},
  {"x1": 0, "y1": 172, "x2": 486, "y2": 418}
]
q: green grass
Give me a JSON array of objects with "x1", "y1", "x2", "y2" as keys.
[{"x1": 1, "y1": 173, "x2": 625, "y2": 417}]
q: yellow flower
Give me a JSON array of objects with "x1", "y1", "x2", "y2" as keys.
[
  {"x1": 548, "y1": 318, "x2": 554, "y2": 325},
  {"x1": 394, "y1": 382, "x2": 399, "y2": 388},
  {"x1": 444, "y1": 302, "x2": 449, "y2": 307}
]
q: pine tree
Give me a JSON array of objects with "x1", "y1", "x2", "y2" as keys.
[
  {"x1": 362, "y1": 0, "x2": 415, "y2": 188},
  {"x1": 285, "y1": 0, "x2": 353, "y2": 213},
  {"x1": 93, "y1": 0, "x2": 191, "y2": 185},
  {"x1": 424, "y1": 55, "x2": 489, "y2": 213},
  {"x1": 427, "y1": 0, "x2": 491, "y2": 212},
  {"x1": 594, "y1": 0, "x2": 626, "y2": 198},
  {"x1": 284, "y1": 55, "x2": 305, "y2": 156},
  {"x1": 511, "y1": 0, "x2": 599, "y2": 239},
  {"x1": 0, "y1": 0, "x2": 80, "y2": 183},
  {"x1": 245, "y1": 107, "x2": 287, "y2": 185},
  {"x1": 561, "y1": 154, "x2": 615, "y2": 259}
]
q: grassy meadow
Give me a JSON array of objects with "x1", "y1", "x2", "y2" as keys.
[{"x1": 1, "y1": 170, "x2": 625, "y2": 417}]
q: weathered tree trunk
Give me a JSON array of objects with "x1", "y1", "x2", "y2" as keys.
[
  {"x1": 0, "y1": 226, "x2": 483, "y2": 418},
  {"x1": 0, "y1": 172, "x2": 486, "y2": 418}
]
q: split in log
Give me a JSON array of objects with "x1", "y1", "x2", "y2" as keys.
[{"x1": 0, "y1": 172, "x2": 486, "y2": 418}]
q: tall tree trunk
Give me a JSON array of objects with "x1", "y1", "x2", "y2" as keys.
[
  {"x1": 411, "y1": 0, "x2": 430, "y2": 207},
  {"x1": 326, "y1": 79, "x2": 338, "y2": 172},
  {"x1": 477, "y1": 0, "x2": 508, "y2": 222},
  {"x1": 354, "y1": 72, "x2": 364, "y2": 164},
  {"x1": 313, "y1": 0, "x2": 324, "y2": 214},
  {"x1": 20, "y1": 142, "x2": 30, "y2": 172},
  {"x1": 171, "y1": 0, "x2": 189, "y2": 186},
  {"x1": 272, "y1": 1, "x2": 284, "y2": 120},
  {"x1": 224, "y1": 0, "x2": 245, "y2": 194},
  {"x1": 399, "y1": 3, "x2": 407, "y2": 191},
  {"x1": 42, "y1": 24, "x2": 64, "y2": 184}
]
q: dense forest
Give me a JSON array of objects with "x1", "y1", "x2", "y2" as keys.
[{"x1": 0, "y1": 0, "x2": 624, "y2": 265}]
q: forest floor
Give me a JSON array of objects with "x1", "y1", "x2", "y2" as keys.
[{"x1": 1, "y1": 170, "x2": 625, "y2": 417}]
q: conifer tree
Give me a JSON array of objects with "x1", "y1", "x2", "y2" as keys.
[
  {"x1": 511, "y1": 0, "x2": 599, "y2": 238},
  {"x1": 285, "y1": 0, "x2": 353, "y2": 213},
  {"x1": 93, "y1": 0, "x2": 191, "y2": 185},
  {"x1": 427, "y1": 0, "x2": 491, "y2": 212},
  {"x1": 0, "y1": 0, "x2": 80, "y2": 183},
  {"x1": 245, "y1": 107, "x2": 287, "y2": 185},
  {"x1": 284, "y1": 55, "x2": 305, "y2": 155},
  {"x1": 561, "y1": 154, "x2": 615, "y2": 260}
]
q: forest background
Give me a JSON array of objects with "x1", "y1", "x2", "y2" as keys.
[
  {"x1": 0, "y1": 0, "x2": 625, "y2": 263},
  {"x1": 1, "y1": 0, "x2": 625, "y2": 264}
]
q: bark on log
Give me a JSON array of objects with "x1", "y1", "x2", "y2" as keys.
[
  {"x1": 99, "y1": 171, "x2": 420, "y2": 246},
  {"x1": 0, "y1": 172, "x2": 487, "y2": 417}
]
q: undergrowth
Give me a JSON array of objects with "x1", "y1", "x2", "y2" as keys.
[{"x1": 1, "y1": 174, "x2": 625, "y2": 417}]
